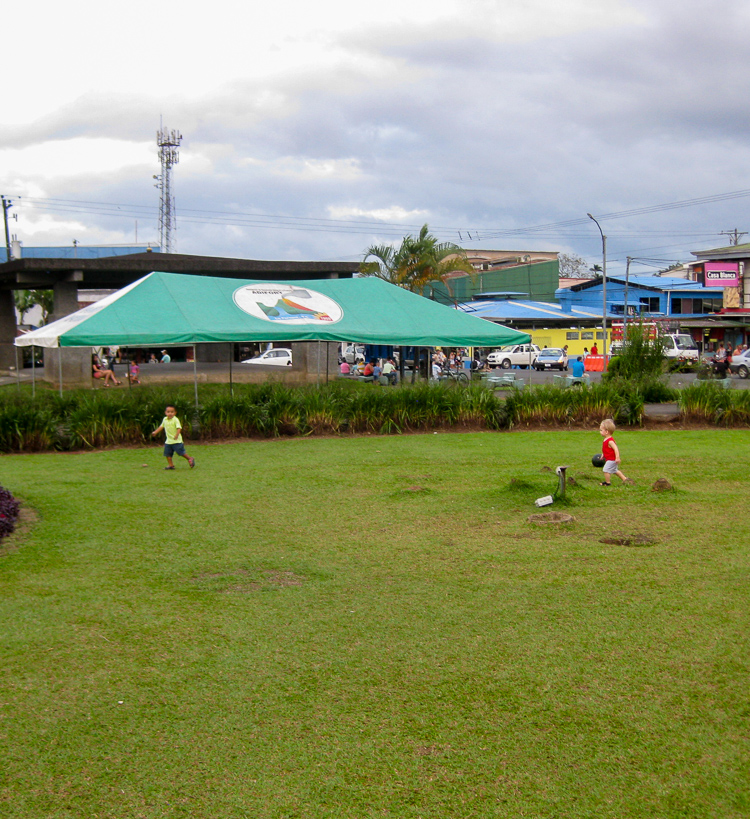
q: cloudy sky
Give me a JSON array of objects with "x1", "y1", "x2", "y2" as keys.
[{"x1": 3, "y1": 0, "x2": 750, "y2": 276}]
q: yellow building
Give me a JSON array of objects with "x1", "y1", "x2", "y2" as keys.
[{"x1": 458, "y1": 294, "x2": 610, "y2": 356}]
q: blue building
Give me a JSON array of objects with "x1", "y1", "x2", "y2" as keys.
[
  {"x1": 456, "y1": 292, "x2": 616, "y2": 354},
  {"x1": 555, "y1": 275, "x2": 723, "y2": 321}
]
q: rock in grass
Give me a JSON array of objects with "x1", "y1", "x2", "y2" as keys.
[{"x1": 651, "y1": 478, "x2": 673, "y2": 492}]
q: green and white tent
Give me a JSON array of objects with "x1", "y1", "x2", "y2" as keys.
[{"x1": 16, "y1": 271, "x2": 530, "y2": 348}]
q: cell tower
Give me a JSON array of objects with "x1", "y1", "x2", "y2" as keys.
[{"x1": 155, "y1": 126, "x2": 182, "y2": 253}]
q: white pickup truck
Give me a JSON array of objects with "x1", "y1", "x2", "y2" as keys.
[
  {"x1": 662, "y1": 334, "x2": 700, "y2": 361},
  {"x1": 487, "y1": 344, "x2": 540, "y2": 369},
  {"x1": 609, "y1": 332, "x2": 700, "y2": 365}
]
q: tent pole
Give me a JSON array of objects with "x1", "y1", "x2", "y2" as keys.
[
  {"x1": 325, "y1": 341, "x2": 329, "y2": 385},
  {"x1": 193, "y1": 354, "x2": 199, "y2": 410},
  {"x1": 316, "y1": 340, "x2": 321, "y2": 386},
  {"x1": 31, "y1": 345, "x2": 36, "y2": 398},
  {"x1": 192, "y1": 353, "x2": 201, "y2": 437},
  {"x1": 58, "y1": 348, "x2": 63, "y2": 398},
  {"x1": 14, "y1": 345, "x2": 20, "y2": 392},
  {"x1": 229, "y1": 342, "x2": 233, "y2": 397}
]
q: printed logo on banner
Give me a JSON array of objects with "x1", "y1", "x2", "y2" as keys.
[{"x1": 233, "y1": 283, "x2": 344, "y2": 324}]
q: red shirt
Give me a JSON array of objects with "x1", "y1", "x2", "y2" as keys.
[
  {"x1": 602, "y1": 436, "x2": 616, "y2": 461},
  {"x1": 363, "y1": 363, "x2": 374, "y2": 376}
]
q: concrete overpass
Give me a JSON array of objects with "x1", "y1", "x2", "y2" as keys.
[{"x1": 1, "y1": 251, "x2": 359, "y2": 386}]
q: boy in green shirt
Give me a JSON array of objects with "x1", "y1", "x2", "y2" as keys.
[{"x1": 151, "y1": 405, "x2": 196, "y2": 470}]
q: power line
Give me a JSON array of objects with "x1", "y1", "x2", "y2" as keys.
[{"x1": 8, "y1": 187, "x2": 750, "y2": 245}]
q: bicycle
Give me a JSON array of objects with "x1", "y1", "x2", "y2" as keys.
[{"x1": 439, "y1": 367, "x2": 470, "y2": 385}]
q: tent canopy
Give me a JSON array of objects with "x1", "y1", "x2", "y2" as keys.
[{"x1": 16, "y1": 271, "x2": 530, "y2": 349}]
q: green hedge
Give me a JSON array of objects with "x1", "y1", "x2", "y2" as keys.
[{"x1": 0, "y1": 380, "x2": 747, "y2": 453}]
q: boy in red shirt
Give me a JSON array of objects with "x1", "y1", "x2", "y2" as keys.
[{"x1": 598, "y1": 419, "x2": 632, "y2": 486}]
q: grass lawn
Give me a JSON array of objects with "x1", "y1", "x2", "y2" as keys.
[{"x1": 1, "y1": 429, "x2": 748, "y2": 818}]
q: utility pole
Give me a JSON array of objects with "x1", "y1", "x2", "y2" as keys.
[
  {"x1": 1, "y1": 196, "x2": 13, "y2": 262},
  {"x1": 154, "y1": 126, "x2": 182, "y2": 253},
  {"x1": 623, "y1": 256, "x2": 631, "y2": 335},
  {"x1": 719, "y1": 228, "x2": 747, "y2": 246}
]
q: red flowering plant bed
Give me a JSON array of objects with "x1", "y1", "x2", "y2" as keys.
[{"x1": 0, "y1": 486, "x2": 20, "y2": 540}]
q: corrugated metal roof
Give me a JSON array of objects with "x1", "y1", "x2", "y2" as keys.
[{"x1": 458, "y1": 300, "x2": 617, "y2": 321}]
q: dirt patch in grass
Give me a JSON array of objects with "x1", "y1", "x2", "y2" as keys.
[
  {"x1": 192, "y1": 568, "x2": 306, "y2": 593},
  {"x1": 0, "y1": 505, "x2": 38, "y2": 555},
  {"x1": 528, "y1": 511, "x2": 576, "y2": 525},
  {"x1": 599, "y1": 533, "x2": 657, "y2": 547}
]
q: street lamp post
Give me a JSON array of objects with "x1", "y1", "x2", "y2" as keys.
[{"x1": 587, "y1": 213, "x2": 607, "y2": 363}]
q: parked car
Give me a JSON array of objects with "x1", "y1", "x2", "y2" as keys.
[
  {"x1": 487, "y1": 344, "x2": 540, "y2": 369},
  {"x1": 533, "y1": 348, "x2": 568, "y2": 371},
  {"x1": 240, "y1": 348, "x2": 293, "y2": 366},
  {"x1": 342, "y1": 343, "x2": 365, "y2": 364},
  {"x1": 729, "y1": 349, "x2": 750, "y2": 378}
]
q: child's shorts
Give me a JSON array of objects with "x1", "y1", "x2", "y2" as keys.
[
  {"x1": 603, "y1": 460, "x2": 618, "y2": 474},
  {"x1": 164, "y1": 443, "x2": 186, "y2": 457}
]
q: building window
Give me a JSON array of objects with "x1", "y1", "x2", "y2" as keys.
[
  {"x1": 581, "y1": 331, "x2": 594, "y2": 340},
  {"x1": 566, "y1": 332, "x2": 580, "y2": 340},
  {"x1": 699, "y1": 298, "x2": 722, "y2": 314},
  {"x1": 673, "y1": 297, "x2": 721, "y2": 315},
  {"x1": 639, "y1": 297, "x2": 660, "y2": 312}
]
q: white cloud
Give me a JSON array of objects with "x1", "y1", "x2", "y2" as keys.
[
  {"x1": 328, "y1": 205, "x2": 429, "y2": 222},
  {"x1": 3, "y1": 0, "x2": 749, "y2": 267},
  {"x1": 0, "y1": 138, "x2": 153, "y2": 181},
  {"x1": 269, "y1": 157, "x2": 364, "y2": 180}
]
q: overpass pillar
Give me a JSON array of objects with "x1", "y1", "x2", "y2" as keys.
[
  {"x1": 0, "y1": 290, "x2": 17, "y2": 372},
  {"x1": 45, "y1": 279, "x2": 91, "y2": 389},
  {"x1": 291, "y1": 341, "x2": 339, "y2": 382}
]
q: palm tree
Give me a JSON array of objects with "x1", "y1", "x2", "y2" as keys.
[{"x1": 360, "y1": 224, "x2": 474, "y2": 293}]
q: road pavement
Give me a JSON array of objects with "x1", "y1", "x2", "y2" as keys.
[{"x1": 3, "y1": 362, "x2": 749, "y2": 390}]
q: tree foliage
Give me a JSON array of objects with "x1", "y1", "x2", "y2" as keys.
[
  {"x1": 14, "y1": 290, "x2": 54, "y2": 325},
  {"x1": 658, "y1": 262, "x2": 684, "y2": 275},
  {"x1": 603, "y1": 323, "x2": 667, "y2": 381},
  {"x1": 558, "y1": 253, "x2": 591, "y2": 278},
  {"x1": 360, "y1": 224, "x2": 474, "y2": 292}
]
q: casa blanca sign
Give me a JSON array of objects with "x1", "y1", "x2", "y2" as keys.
[{"x1": 704, "y1": 262, "x2": 739, "y2": 287}]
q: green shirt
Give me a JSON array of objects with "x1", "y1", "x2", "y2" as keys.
[{"x1": 162, "y1": 416, "x2": 183, "y2": 444}]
